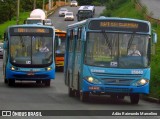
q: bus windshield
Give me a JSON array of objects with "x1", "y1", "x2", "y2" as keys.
[
  {"x1": 85, "y1": 32, "x2": 150, "y2": 68},
  {"x1": 55, "y1": 35, "x2": 66, "y2": 54},
  {"x1": 10, "y1": 36, "x2": 53, "y2": 67},
  {"x1": 78, "y1": 10, "x2": 92, "y2": 15}
]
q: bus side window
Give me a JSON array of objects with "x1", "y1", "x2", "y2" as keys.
[
  {"x1": 69, "y1": 30, "x2": 74, "y2": 52},
  {"x1": 76, "y1": 28, "x2": 82, "y2": 52}
]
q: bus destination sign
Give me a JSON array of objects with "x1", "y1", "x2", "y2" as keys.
[
  {"x1": 88, "y1": 20, "x2": 149, "y2": 32},
  {"x1": 100, "y1": 22, "x2": 138, "y2": 29},
  {"x1": 13, "y1": 28, "x2": 50, "y2": 33}
]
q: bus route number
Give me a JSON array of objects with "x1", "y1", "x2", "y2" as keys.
[{"x1": 131, "y1": 70, "x2": 143, "y2": 74}]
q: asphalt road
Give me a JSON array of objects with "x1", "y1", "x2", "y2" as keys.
[
  {"x1": 0, "y1": 5, "x2": 160, "y2": 119},
  {"x1": 140, "y1": 0, "x2": 160, "y2": 19},
  {"x1": 0, "y1": 57, "x2": 160, "y2": 119},
  {"x1": 48, "y1": 6, "x2": 105, "y2": 30}
]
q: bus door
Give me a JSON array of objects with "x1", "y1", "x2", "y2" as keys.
[
  {"x1": 72, "y1": 27, "x2": 82, "y2": 90},
  {"x1": 72, "y1": 28, "x2": 81, "y2": 90},
  {"x1": 67, "y1": 29, "x2": 76, "y2": 88}
]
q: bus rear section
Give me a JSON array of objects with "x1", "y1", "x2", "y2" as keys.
[
  {"x1": 3, "y1": 25, "x2": 55, "y2": 87},
  {"x1": 64, "y1": 17, "x2": 157, "y2": 104},
  {"x1": 55, "y1": 29, "x2": 66, "y2": 71},
  {"x1": 76, "y1": 6, "x2": 95, "y2": 21}
]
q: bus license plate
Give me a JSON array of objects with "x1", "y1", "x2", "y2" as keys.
[{"x1": 27, "y1": 72, "x2": 34, "y2": 75}]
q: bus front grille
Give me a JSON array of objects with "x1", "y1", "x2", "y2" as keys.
[
  {"x1": 105, "y1": 87, "x2": 132, "y2": 93},
  {"x1": 92, "y1": 72, "x2": 142, "y2": 86},
  {"x1": 13, "y1": 74, "x2": 49, "y2": 79},
  {"x1": 102, "y1": 78, "x2": 133, "y2": 85}
]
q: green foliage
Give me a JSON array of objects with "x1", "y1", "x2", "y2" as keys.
[
  {"x1": 141, "y1": 5, "x2": 147, "y2": 15},
  {"x1": 76, "y1": 0, "x2": 104, "y2": 6},
  {"x1": 100, "y1": 9, "x2": 112, "y2": 17},
  {"x1": 0, "y1": 0, "x2": 45, "y2": 24},
  {"x1": 105, "y1": 0, "x2": 128, "y2": 10},
  {"x1": 112, "y1": 1, "x2": 144, "y2": 19},
  {"x1": 0, "y1": 0, "x2": 16, "y2": 23},
  {"x1": 92, "y1": 1, "x2": 102, "y2": 6},
  {"x1": 102, "y1": 0, "x2": 144, "y2": 19},
  {"x1": 0, "y1": 12, "x2": 30, "y2": 40},
  {"x1": 77, "y1": 0, "x2": 93, "y2": 5},
  {"x1": 150, "y1": 55, "x2": 160, "y2": 98}
]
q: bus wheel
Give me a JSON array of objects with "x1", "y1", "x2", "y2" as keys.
[
  {"x1": 130, "y1": 94, "x2": 139, "y2": 104},
  {"x1": 68, "y1": 87, "x2": 75, "y2": 97},
  {"x1": 4, "y1": 72, "x2": 8, "y2": 84},
  {"x1": 43, "y1": 80, "x2": 51, "y2": 87},
  {"x1": 110, "y1": 94, "x2": 117, "y2": 99},
  {"x1": 8, "y1": 79, "x2": 15, "y2": 86},
  {"x1": 118, "y1": 94, "x2": 125, "y2": 99},
  {"x1": 80, "y1": 92, "x2": 89, "y2": 102},
  {"x1": 4, "y1": 78, "x2": 8, "y2": 84},
  {"x1": 36, "y1": 80, "x2": 41, "y2": 84}
]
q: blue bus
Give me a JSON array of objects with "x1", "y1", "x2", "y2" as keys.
[
  {"x1": 3, "y1": 24, "x2": 55, "y2": 87},
  {"x1": 64, "y1": 17, "x2": 157, "y2": 104}
]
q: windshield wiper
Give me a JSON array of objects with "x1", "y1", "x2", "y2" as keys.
[
  {"x1": 127, "y1": 32, "x2": 137, "y2": 50},
  {"x1": 20, "y1": 36, "x2": 25, "y2": 47},
  {"x1": 102, "y1": 30, "x2": 111, "y2": 50}
]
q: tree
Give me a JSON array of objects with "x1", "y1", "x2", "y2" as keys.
[
  {"x1": 77, "y1": 0, "x2": 93, "y2": 5},
  {"x1": 0, "y1": 0, "x2": 16, "y2": 23}
]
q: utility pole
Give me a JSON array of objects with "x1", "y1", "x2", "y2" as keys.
[
  {"x1": 49, "y1": 0, "x2": 51, "y2": 10},
  {"x1": 43, "y1": 0, "x2": 45, "y2": 10},
  {"x1": 16, "y1": 0, "x2": 20, "y2": 25},
  {"x1": 33, "y1": 0, "x2": 36, "y2": 9},
  {"x1": 59, "y1": 0, "x2": 60, "y2": 7}
]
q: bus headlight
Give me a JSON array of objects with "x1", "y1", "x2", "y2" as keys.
[
  {"x1": 46, "y1": 67, "x2": 52, "y2": 71},
  {"x1": 85, "y1": 77, "x2": 102, "y2": 84},
  {"x1": 10, "y1": 66, "x2": 15, "y2": 71},
  {"x1": 132, "y1": 78, "x2": 149, "y2": 86}
]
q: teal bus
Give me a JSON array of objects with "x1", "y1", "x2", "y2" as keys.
[
  {"x1": 64, "y1": 17, "x2": 157, "y2": 104},
  {"x1": 3, "y1": 24, "x2": 55, "y2": 86}
]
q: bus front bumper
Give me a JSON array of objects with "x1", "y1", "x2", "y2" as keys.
[
  {"x1": 6, "y1": 69, "x2": 55, "y2": 81},
  {"x1": 82, "y1": 80, "x2": 149, "y2": 95}
]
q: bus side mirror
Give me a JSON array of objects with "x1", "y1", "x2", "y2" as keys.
[
  {"x1": 153, "y1": 33, "x2": 157, "y2": 43},
  {"x1": 3, "y1": 41, "x2": 8, "y2": 49}
]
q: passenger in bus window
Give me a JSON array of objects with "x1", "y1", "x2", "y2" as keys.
[
  {"x1": 128, "y1": 44, "x2": 141, "y2": 56},
  {"x1": 39, "y1": 42, "x2": 49, "y2": 52}
]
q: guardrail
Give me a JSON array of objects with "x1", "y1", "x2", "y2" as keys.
[{"x1": 134, "y1": 0, "x2": 160, "y2": 25}]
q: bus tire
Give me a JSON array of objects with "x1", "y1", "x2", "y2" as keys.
[
  {"x1": 8, "y1": 79, "x2": 15, "y2": 86},
  {"x1": 75, "y1": 73, "x2": 80, "y2": 97},
  {"x1": 4, "y1": 71, "x2": 8, "y2": 84},
  {"x1": 118, "y1": 94, "x2": 125, "y2": 99},
  {"x1": 68, "y1": 87, "x2": 75, "y2": 97},
  {"x1": 80, "y1": 92, "x2": 89, "y2": 102},
  {"x1": 43, "y1": 80, "x2": 51, "y2": 87},
  {"x1": 130, "y1": 94, "x2": 139, "y2": 104},
  {"x1": 4, "y1": 78, "x2": 8, "y2": 84},
  {"x1": 36, "y1": 80, "x2": 41, "y2": 84},
  {"x1": 110, "y1": 94, "x2": 117, "y2": 99}
]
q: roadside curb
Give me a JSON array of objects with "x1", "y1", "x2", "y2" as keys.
[{"x1": 141, "y1": 95, "x2": 160, "y2": 103}]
